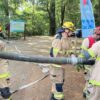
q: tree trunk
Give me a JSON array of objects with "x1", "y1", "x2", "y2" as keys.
[
  {"x1": 3, "y1": 0, "x2": 10, "y2": 39},
  {"x1": 61, "y1": 0, "x2": 66, "y2": 26},
  {"x1": 98, "y1": 1, "x2": 100, "y2": 24},
  {"x1": 49, "y1": 0, "x2": 56, "y2": 36}
]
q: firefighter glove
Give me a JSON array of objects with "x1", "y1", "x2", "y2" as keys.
[{"x1": 0, "y1": 87, "x2": 11, "y2": 99}]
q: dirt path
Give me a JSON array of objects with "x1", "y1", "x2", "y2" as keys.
[{"x1": 4, "y1": 36, "x2": 85, "y2": 100}]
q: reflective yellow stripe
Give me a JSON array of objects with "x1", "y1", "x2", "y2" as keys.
[
  {"x1": 54, "y1": 92, "x2": 64, "y2": 99},
  {"x1": 53, "y1": 48, "x2": 59, "y2": 55},
  {"x1": 88, "y1": 49, "x2": 95, "y2": 57},
  {"x1": 53, "y1": 48, "x2": 74, "y2": 56},
  {"x1": 53, "y1": 48, "x2": 63, "y2": 56},
  {"x1": 89, "y1": 80, "x2": 100, "y2": 86},
  {"x1": 79, "y1": 54, "x2": 84, "y2": 58},
  {"x1": 52, "y1": 64, "x2": 61, "y2": 68},
  {"x1": 81, "y1": 46, "x2": 88, "y2": 51},
  {"x1": 0, "y1": 72, "x2": 10, "y2": 79},
  {"x1": 68, "y1": 50, "x2": 74, "y2": 54},
  {"x1": 63, "y1": 50, "x2": 74, "y2": 55},
  {"x1": 96, "y1": 57, "x2": 100, "y2": 61}
]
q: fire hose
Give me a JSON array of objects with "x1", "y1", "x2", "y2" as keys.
[{"x1": 0, "y1": 52, "x2": 95, "y2": 65}]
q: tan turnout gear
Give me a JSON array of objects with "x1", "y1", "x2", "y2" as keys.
[
  {"x1": 50, "y1": 36, "x2": 74, "y2": 100},
  {"x1": 50, "y1": 21, "x2": 75, "y2": 100},
  {"x1": 84, "y1": 41, "x2": 100, "y2": 100},
  {"x1": 0, "y1": 40, "x2": 10, "y2": 100},
  {"x1": 80, "y1": 37, "x2": 95, "y2": 99}
]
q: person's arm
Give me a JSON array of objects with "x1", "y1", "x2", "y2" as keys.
[
  {"x1": 52, "y1": 38, "x2": 62, "y2": 57},
  {"x1": 79, "y1": 38, "x2": 89, "y2": 58},
  {"x1": 81, "y1": 41, "x2": 99, "y2": 59}
]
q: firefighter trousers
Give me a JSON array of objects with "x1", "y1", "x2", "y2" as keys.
[{"x1": 50, "y1": 65, "x2": 64, "y2": 100}]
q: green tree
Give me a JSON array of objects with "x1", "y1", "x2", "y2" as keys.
[{"x1": 92, "y1": 0, "x2": 100, "y2": 25}]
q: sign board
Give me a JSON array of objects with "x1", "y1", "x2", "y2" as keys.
[{"x1": 10, "y1": 20, "x2": 25, "y2": 32}]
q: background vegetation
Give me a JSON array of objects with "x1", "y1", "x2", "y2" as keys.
[{"x1": 0, "y1": 0, "x2": 100, "y2": 36}]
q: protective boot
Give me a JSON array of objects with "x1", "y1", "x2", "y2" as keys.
[
  {"x1": 50, "y1": 93, "x2": 64, "y2": 100},
  {"x1": 83, "y1": 89, "x2": 90, "y2": 99}
]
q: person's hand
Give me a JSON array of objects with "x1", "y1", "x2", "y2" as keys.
[
  {"x1": 71, "y1": 54, "x2": 78, "y2": 65},
  {"x1": 75, "y1": 64, "x2": 85, "y2": 71},
  {"x1": 0, "y1": 87, "x2": 11, "y2": 99}
]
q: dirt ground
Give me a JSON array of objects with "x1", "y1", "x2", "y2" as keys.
[{"x1": 4, "y1": 36, "x2": 85, "y2": 100}]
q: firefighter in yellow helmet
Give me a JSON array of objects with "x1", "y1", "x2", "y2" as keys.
[
  {"x1": 50, "y1": 22, "x2": 75, "y2": 100},
  {"x1": 0, "y1": 40, "x2": 11, "y2": 100}
]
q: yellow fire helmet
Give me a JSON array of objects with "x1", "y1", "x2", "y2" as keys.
[{"x1": 62, "y1": 22, "x2": 75, "y2": 32}]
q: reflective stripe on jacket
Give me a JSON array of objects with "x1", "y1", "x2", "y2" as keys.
[
  {"x1": 54, "y1": 92, "x2": 64, "y2": 99},
  {"x1": 89, "y1": 80, "x2": 100, "y2": 86},
  {"x1": 0, "y1": 72, "x2": 10, "y2": 79},
  {"x1": 51, "y1": 47, "x2": 74, "y2": 57}
]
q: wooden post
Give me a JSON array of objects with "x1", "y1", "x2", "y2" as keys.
[{"x1": 24, "y1": 23, "x2": 26, "y2": 40}]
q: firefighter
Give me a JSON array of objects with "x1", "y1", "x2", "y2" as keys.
[
  {"x1": 0, "y1": 40, "x2": 11, "y2": 100},
  {"x1": 75, "y1": 39, "x2": 100, "y2": 100},
  {"x1": 79, "y1": 26, "x2": 100, "y2": 98},
  {"x1": 50, "y1": 22, "x2": 75, "y2": 100}
]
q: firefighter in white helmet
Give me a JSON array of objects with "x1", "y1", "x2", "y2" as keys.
[
  {"x1": 50, "y1": 22, "x2": 75, "y2": 100},
  {"x1": 0, "y1": 40, "x2": 11, "y2": 100}
]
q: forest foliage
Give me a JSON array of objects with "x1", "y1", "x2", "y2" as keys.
[{"x1": 0, "y1": 0, "x2": 100, "y2": 36}]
